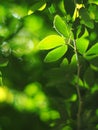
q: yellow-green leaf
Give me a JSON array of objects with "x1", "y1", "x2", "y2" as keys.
[
  {"x1": 44, "y1": 45, "x2": 68, "y2": 62},
  {"x1": 38, "y1": 35, "x2": 65, "y2": 50}
]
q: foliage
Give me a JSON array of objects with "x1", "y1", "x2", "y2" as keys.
[{"x1": 0, "y1": 0, "x2": 98, "y2": 130}]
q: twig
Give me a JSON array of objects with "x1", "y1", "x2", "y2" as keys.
[{"x1": 73, "y1": 39, "x2": 82, "y2": 130}]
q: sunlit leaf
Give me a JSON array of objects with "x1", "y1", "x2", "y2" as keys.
[
  {"x1": 38, "y1": 35, "x2": 65, "y2": 50},
  {"x1": 79, "y1": 8, "x2": 94, "y2": 29},
  {"x1": 44, "y1": 45, "x2": 68, "y2": 62},
  {"x1": 76, "y1": 29, "x2": 89, "y2": 54},
  {"x1": 53, "y1": 15, "x2": 71, "y2": 37}
]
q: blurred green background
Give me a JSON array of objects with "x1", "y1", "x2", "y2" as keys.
[{"x1": 0, "y1": 1, "x2": 61, "y2": 130}]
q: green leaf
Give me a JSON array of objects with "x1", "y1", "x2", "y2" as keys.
[
  {"x1": 60, "y1": 58, "x2": 69, "y2": 68},
  {"x1": 71, "y1": 75, "x2": 84, "y2": 87},
  {"x1": 79, "y1": 8, "x2": 94, "y2": 29},
  {"x1": 30, "y1": 1, "x2": 46, "y2": 12},
  {"x1": 38, "y1": 35, "x2": 65, "y2": 50},
  {"x1": 53, "y1": 15, "x2": 71, "y2": 38},
  {"x1": 85, "y1": 43, "x2": 98, "y2": 55},
  {"x1": 76, "y1": 29, "x2": 89, "y2": 54},
  {"x1": 44, "y1": 45, "x2": 68, "y2": 62},
  {"x1": 0, "y1": 56, "x2": 9, "y2": 67}
]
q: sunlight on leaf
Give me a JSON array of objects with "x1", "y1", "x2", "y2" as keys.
[
  {"x1": 0, "y1": 87, "x2": 7, "y2": 102},
  {"x1": 30, "y1": 1, "x2": 46, "y2": 12},
  {"x1": 38, "y1": 3, "x2": 46, "y2": 11},
  {"x1": 44, "y1": 45, "x2": 68, "y2": 62},
  {"x1": 38, "y1": 35, "x2": 65, "y2": 50},
  {"x1": 28, "y1": 10, "x2": 33, "y2": 15}
]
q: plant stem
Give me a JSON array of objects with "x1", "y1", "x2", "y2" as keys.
[{"x1": 73, "y1": 40, "x2": 82, "y2": 130}]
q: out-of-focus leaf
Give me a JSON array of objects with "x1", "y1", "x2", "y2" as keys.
[
  {"x1": 38, "y1": 35, "x2": 65, "y2": 50},
  {"x1": 76, "y1": 29, "x2": 89, "y2": 54},
  {"x1": 90, "y1": 57, "x2": 98, "y2": 71},
  {"x1": 79, "y1": 8, "x2": 94, "y2": 29},
  {"x1": 44, "y1": 45, "x2": 68, "y2": 62},
  {"x1": 62, "y1": 125, "x2": 72, "y2": 130},
  {"x1": 88, "y1": 4, "x2": 98, "y2": 22},
  {"x1": 83, "y1": 67, "x2": 95, "y2": 88},
  {"x1": 71, "y1": 75, "x2": 84, "y2": 87},
  {"x1": 0, "y1": 57, "x2": 9, "y2": 67},
  {"x1": 53, "y1": 15, "x2": 72, "y2": 38},
  {"x1": 88, "y1": 0, "x2": 98, "y2": 5},
  {"x1": 60, "y1": 58, "x2": 69, "y2": 68}
]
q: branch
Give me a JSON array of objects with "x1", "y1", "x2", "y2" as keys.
[{"x1": 73, "y1": 39, "x2": 82, "y2": 130}]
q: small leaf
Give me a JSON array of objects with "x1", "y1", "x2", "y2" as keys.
[
  {"x1": 38, "y1": 35, "x2": 65, "y2": 50},
  {"x1": 76, "y1": 29, "x2": 89, "y2": 54},
  {"x1": 44, "y1": 45, "x2": 68, "y2": 62},
  {"x1": 60, "y1": 58, "x2": 69, "y2": 68},
  {"x1": 53, "y1": 15, "x2": 71, "y2": 38},
  {"x1": 30, "y1": 1, "x2": 46, "y2": 12},
  {"x1": 69, "y1": 54, "x2": 77, "y2": 73},
  {"x1": 79, "y1": 8, "x2": 94, "y2": 29},
  {"x1": 85, "y1": 43, "x2": 98, "y2": 55},
  {"x1": 71, "y1": 75, "x2": 84, "y2": 87}
]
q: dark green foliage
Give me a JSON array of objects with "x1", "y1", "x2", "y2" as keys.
[{"x1": 0, "y1": 0, "x2": 98, "y2": 130}]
